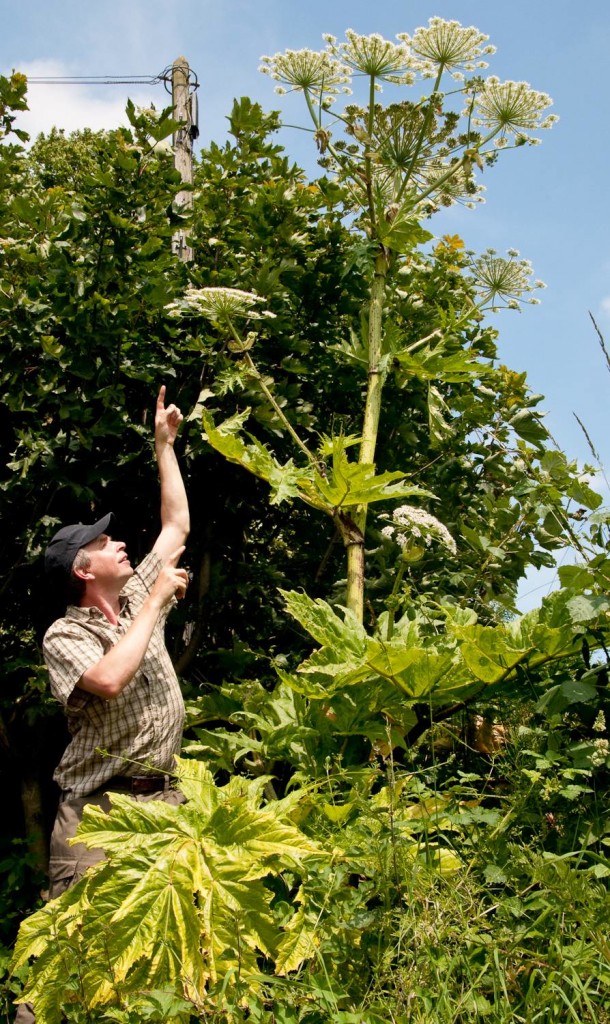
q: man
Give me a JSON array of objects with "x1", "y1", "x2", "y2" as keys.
[
  {"x1": 41, "y1": 383, "x2": 190, "y2": 898},
  {"x1": 15, "y1": 385, "x2": 190, "y2": 1023}
]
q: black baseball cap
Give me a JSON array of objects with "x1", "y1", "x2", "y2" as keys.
[{"x1": 45, "y1": 512, "x2": 116, "y2": 581}]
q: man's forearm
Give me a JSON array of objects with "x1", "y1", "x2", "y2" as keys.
[
  {"x1": 77, "y1": 549, "x2": 187, "y2": 699},
  {"x1": 156, "y1": 440, "x2": 190, "y2": 540},
  {"x1": 152, "y1": 387, "x2": 190, "y2": 558},
  {"x1": 77, "y1": 594, "x2": 165, "y2": 699}
]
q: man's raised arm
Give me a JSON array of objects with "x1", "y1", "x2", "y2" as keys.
[{"x1": 152, "y1": 384, "x2": 190, "y2": 562}]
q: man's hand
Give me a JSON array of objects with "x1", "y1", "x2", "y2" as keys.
[
  {"x1": 155, "y1": 384, "x2": 183, "y2": 448},
  {"x1": 150, "y1": 546, "x2": 189, "y2": 607}
]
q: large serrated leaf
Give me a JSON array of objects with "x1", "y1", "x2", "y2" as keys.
[
  {"x1": 313, "y1": 436, "x2": 430, "y2": 507},
  {"x1": 203, "y1": 409, "x2": 308, "y2": 506},
  {"x1": 13, "y1": 757, "x2": 327, "y2": 1015},
  {"x1": 275, "y1": 904, "x2": 319, "y2": 975},
  {"x1": 280, "y1": 589, "x2": 367, "y2": 652},
  {"x1": 396, "y1": 345, "x2": 490, "y2": 383}
]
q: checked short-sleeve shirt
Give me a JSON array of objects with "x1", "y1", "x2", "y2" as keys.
[{"x1": 43, "y1": 552, "x2": 185, "y2": 798}]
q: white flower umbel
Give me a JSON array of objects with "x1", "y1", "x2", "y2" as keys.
[
  {"x1": 337, "y1": 30, "x2": 415, "y2": 84},
  {"x1": 259, "y1": 48, "x2": 349, "y2": 97},
  {"x1": 469, "y1": 250, "x2": 546, "y2": 310},
  {"x1": 381, "y1": 503, "x2": 457, "y2": 561},
  {"x1": 400, "y1": 18, "x2": 495, "y2": 76},
  {"x1": 166, "y1": 287, "x2": 275, "y2": 323},
  {"x1": 416, "y1": 156, "x2": 486, "y2": 210},
  {"x1": 472, "y1": 78, "x2": 558, "y2": 143}
]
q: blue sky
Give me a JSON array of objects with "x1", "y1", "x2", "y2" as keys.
[{"x1": 3, "y1": 0, "x2": 610, "y2": 606}]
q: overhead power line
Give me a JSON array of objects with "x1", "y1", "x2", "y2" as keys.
[{"x1": 25, "y1": 67, "x2": 199, "y2": 92}]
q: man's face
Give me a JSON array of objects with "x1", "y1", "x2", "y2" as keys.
[{"x1": 82, "y1": 533, "x2": 134, "y2": 586}]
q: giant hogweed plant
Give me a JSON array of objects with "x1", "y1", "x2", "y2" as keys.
[
  {"x1": 256, "y1": 18, "x2": 556, "y2": 620},
  {"x1": 172, "y1": 21, "x2": 560, "y2": 616},
  {"x1": 166, "y1": 23, "x2": 609, "y2": 740}
]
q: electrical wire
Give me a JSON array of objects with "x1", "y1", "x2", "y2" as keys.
[
  {"x1": 25, "y1": 66, "x2": 199, "y2": 91},
  {"x1": 23, "y1": 65, "x2": 200, "y2": 140}
]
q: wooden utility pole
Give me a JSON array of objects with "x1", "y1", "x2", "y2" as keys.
[{"x1": 171, "y1": 56, "x2": 194, "y2": 262}]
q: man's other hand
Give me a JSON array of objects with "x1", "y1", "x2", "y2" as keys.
[{"x1": 151, "y1": 546, "x2": 189, "y2": 607}]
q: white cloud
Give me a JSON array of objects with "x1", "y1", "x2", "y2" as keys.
[{"x1": 16, "y1": 60, "x2": 162, "y2": 141}]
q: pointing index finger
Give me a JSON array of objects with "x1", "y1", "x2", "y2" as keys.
[{"x1": 157, "y1": 384, "x2": 166, "y2": 409}]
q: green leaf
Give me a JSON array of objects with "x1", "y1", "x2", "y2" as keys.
[
  {"x1": 275, "y1": 903, "x2": 319, "y2": 975},
  {"x1": 203, "y1": 409, "x2": 309, "y2": 507},
  {"x1": 14, "y1": 758, "x2": 327, "y2": 1014},
  {"x1": 560, "y1": 679, "x2": 598, "y2": 704},
  {"x1": 88, "y1": 851, "x2": 206, "y2": 992},
  {"x1": 567, "y1": 477, "x2": 603, "y2": 510},
  {"x1": 377, "y1": 207, "x2": 433, "y2": 254},
  {"x1": 509, "y1": 408, "x2": 548, "y2": 445},
  {"x1": 40, "y1": 335, "x2": 64, "y2": 359},
  {"x1": 73, "y1": 792, "x2": 196, "y2": 856},
  {"x1": 395, "y1": 344, "x2": 490, "y2": 383},
  {"x1": 428, "y1": 383, "x2": 453, "y2": 447},
  {"x1": 312, "y1": 434, "x2": 431, "y2": 508},
  {"x1": 567, "y1": 593, "x2": 610, "y2": 623},
  {"x1": 280, "y1": 589, "x2": 366, "y2": 653}
]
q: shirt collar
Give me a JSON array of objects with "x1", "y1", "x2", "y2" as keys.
[{"x1": 66, "y1": 594, "x2": 130, "y2": 621}]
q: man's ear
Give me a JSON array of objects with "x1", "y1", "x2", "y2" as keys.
[{"x1": 72, "y1": 567, "x2": 94, "y2": 582}]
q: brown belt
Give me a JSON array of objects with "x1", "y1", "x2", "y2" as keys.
[{"x1": 107, "y1": 775, "x2": 168, "y2": 795}]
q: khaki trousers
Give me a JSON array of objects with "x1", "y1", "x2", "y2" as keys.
[{"x1": 48, "y1": 782, "x2": 184, "y2": 898}]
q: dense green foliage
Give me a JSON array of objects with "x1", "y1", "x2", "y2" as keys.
[{"x1": 2, "y1": 20, "x2": 610, "y2": 1019}]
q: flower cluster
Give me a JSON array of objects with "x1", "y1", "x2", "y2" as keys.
[
  {"x1": 166, "y1": 287, "x2": 275, "y2": 323},
  {"x1": 260, "y1": 22, "x2": 558, "y2": 154},
  {"x1": 381, "y1": 504, "x2": 457, "y2": 561},
  {"x1": 259, "y1": 48, "x2": 350, "y2": 98},
  {"x1": 332, "y1": 30, "x2": 415, "y2": 85},
  {"x1": 401, "y1": 18, "x2": 495, "y2": 80},
  {"x1": 593, "y1": 710, "x2": 606, "y2": 733},
  {"x1": 472, "y1": 78, "x2": 558, "y2": 143},
  {"x1": 261, "y1": 20, "x2": 497, "y2": 96},
  {"x1": 469, "y1": 249, "x2": 546, "y2": 310},
  {"x1": 259, "y1": 21, "x2": 557, "y2": 219},
  {"x1": 415, "y1": 156, "x2": 486, "y2": 213},
  {"x1": 591, "y1": 738, "x2": 610, "y2": 768}
]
